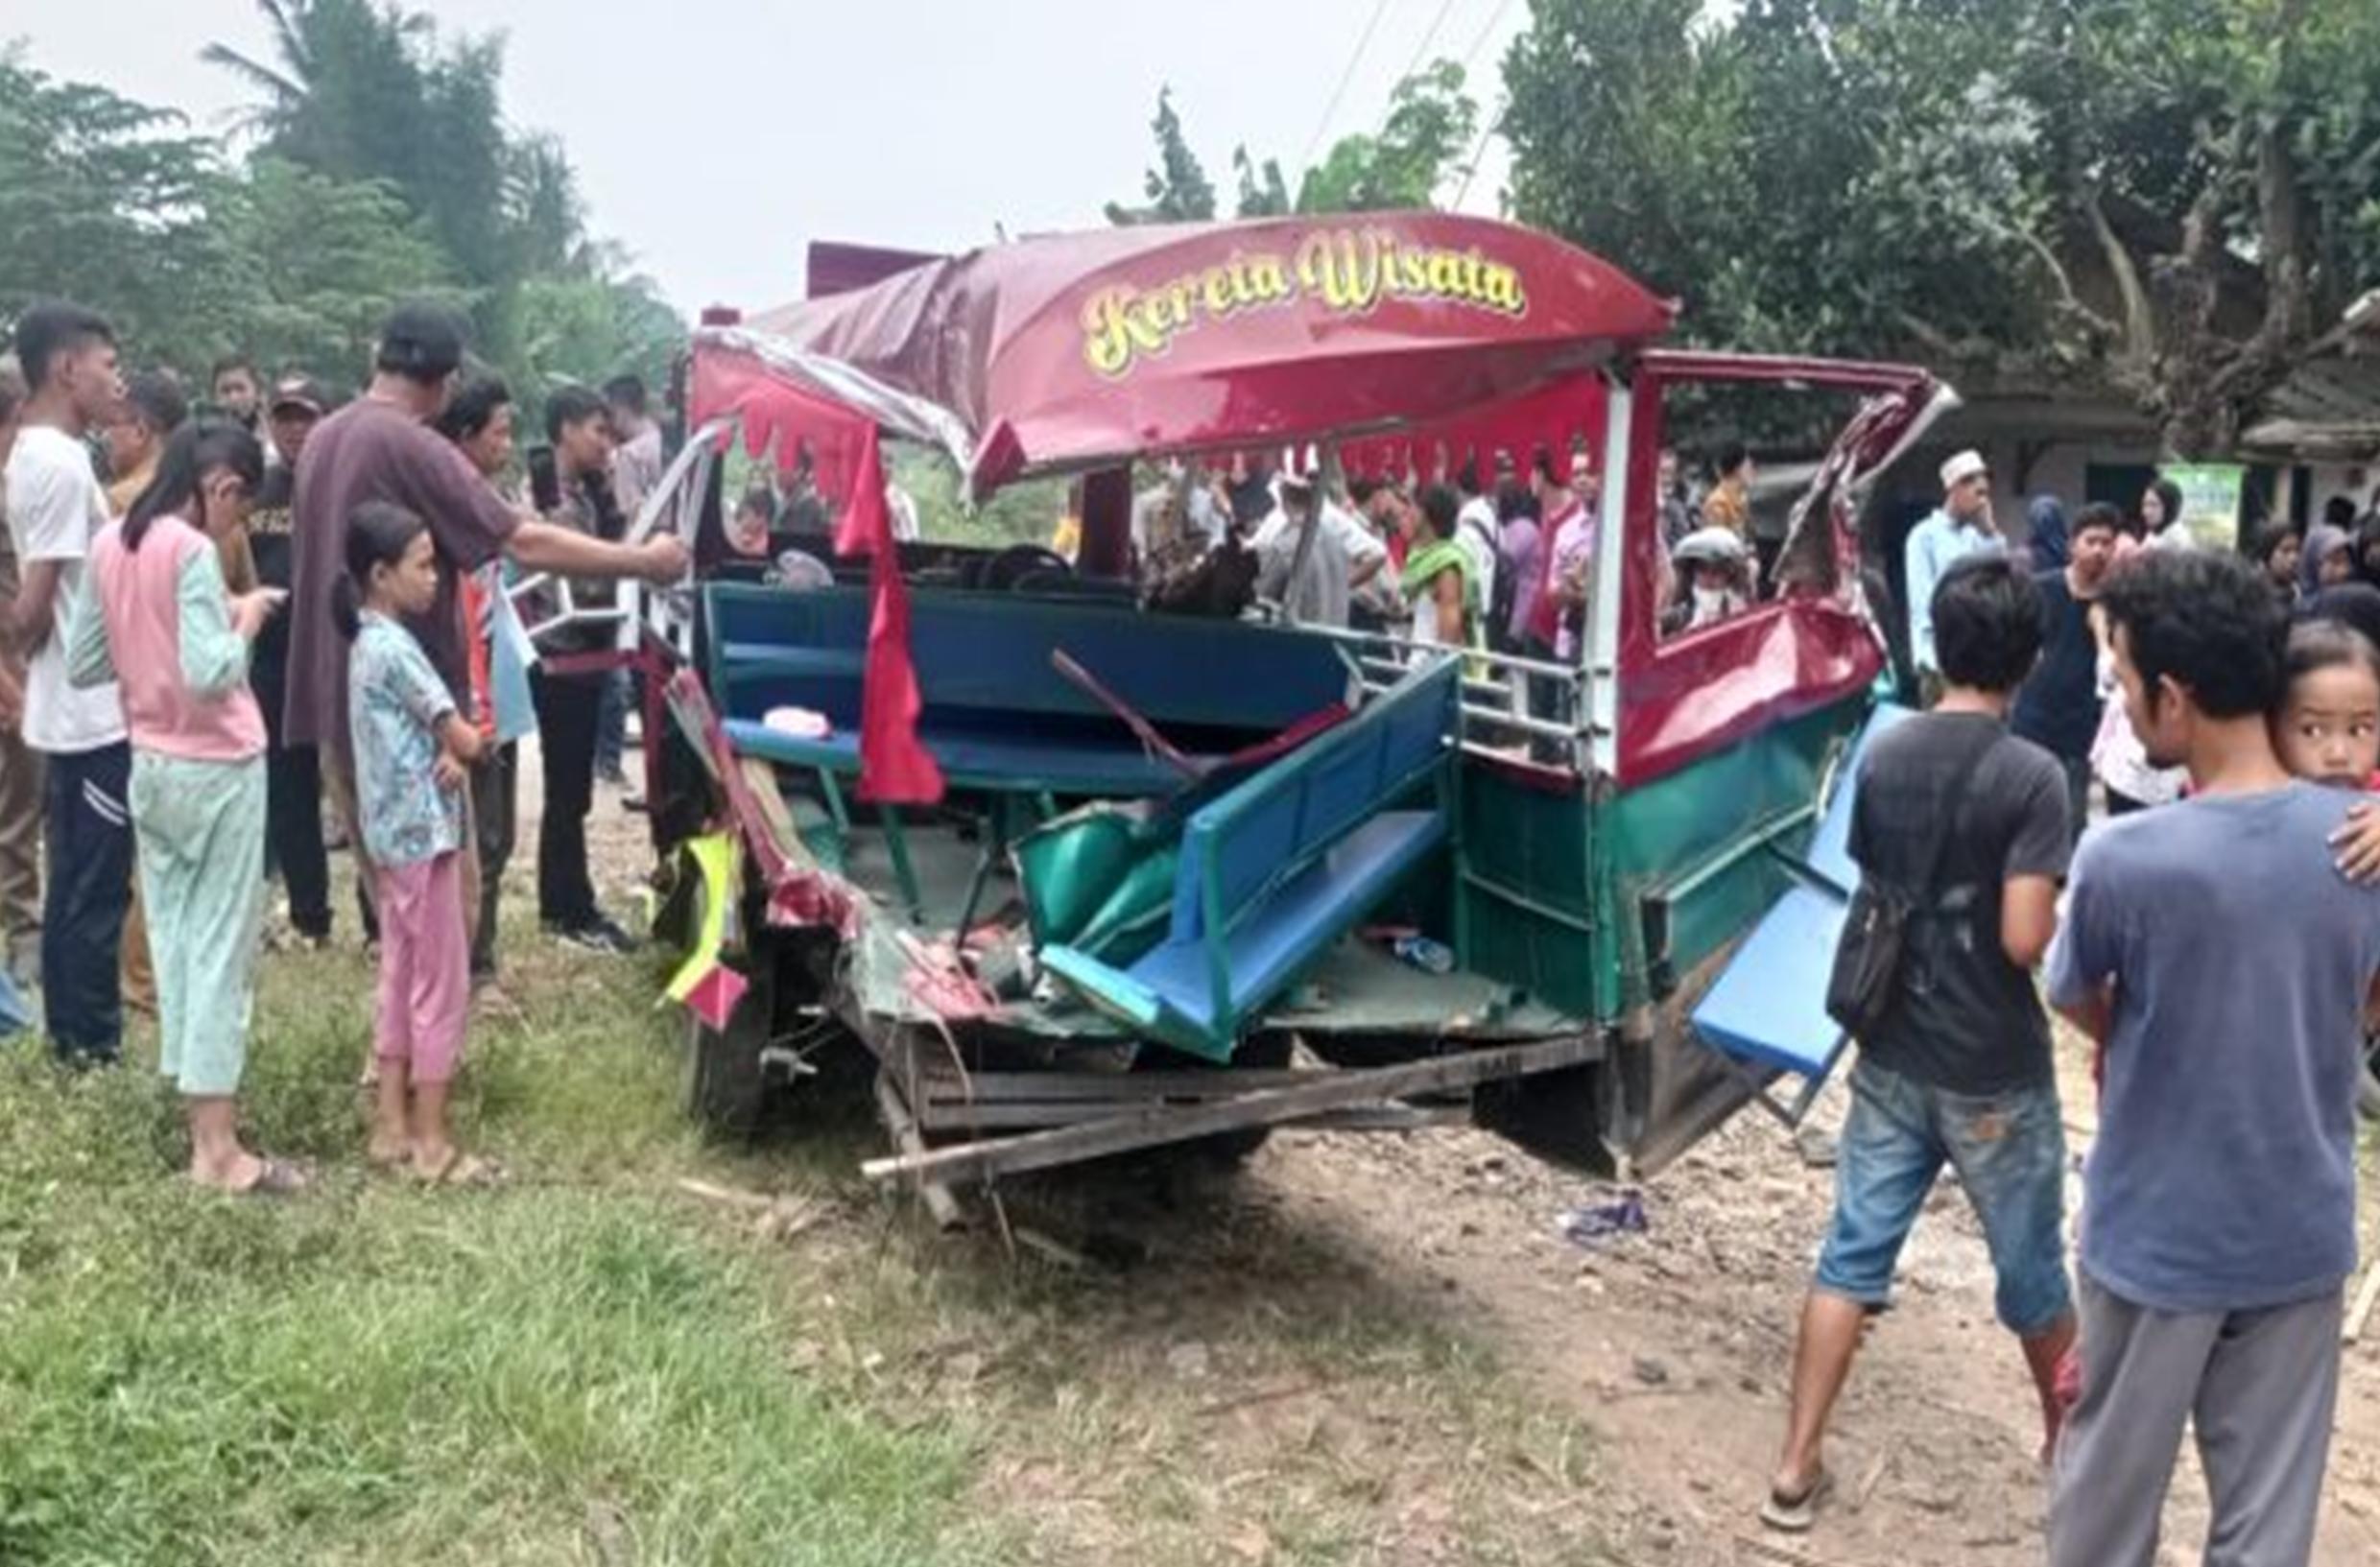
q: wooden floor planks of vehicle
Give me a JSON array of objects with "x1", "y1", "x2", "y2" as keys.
[{"x1": 863, "y1": 1034, "x2": 1603, "y2": 1188}]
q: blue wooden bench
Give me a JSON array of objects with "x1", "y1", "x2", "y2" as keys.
[
  {"x1": 703, "y1": 583, "x2": 1353, "y2": 916},
  {"x1": 1689, "y1": 703, "x2": 1910, "y2": 1121},
  {"x1": 1038, "y1": 657, "x2": 1464, "y2": 1062}
]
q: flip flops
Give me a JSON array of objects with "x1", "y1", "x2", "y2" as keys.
[
  {"x1": 1759, "y1": 1467, "x2": 1833, "y2": 1533},
  {"x1": 409, "y1": 1148, "x2": 507, "y2": 1188},
  {"x1": 197, "y1": 1156, "x2": 308, "y2": 1199}
]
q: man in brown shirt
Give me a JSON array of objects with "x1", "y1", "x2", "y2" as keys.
[{"x1": 286, "y1": 304, "x2": 686, "y2": 933}]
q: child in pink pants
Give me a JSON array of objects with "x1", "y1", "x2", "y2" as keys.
[{"x1": 339, "y1": 501, "x2": 490, "y2": 1184}]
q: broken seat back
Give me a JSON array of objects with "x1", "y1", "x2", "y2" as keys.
[{"x1": 1038, "y1": 657, "x2": 1463, "y2": 1062}]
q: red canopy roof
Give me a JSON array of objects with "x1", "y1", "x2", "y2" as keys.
[{"x1": 746, "y1": 213, "x2": 1674, "y2": 489}]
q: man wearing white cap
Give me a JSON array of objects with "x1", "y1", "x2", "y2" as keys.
[{"x1": 1904, "y1": 449, "x2": 2002, "y2": 702}]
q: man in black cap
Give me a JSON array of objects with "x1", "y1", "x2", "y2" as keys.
[
  {"x1": 284, "y1": 303, "x2": 688, "y2": 937},
  {"x1": 250, "y1": 374, "x2": 335, "y2": 945}
]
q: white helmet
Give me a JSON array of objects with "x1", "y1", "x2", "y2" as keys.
[{"x1": 1673, "y1": 526, "x2": 1748, "y2": 567}]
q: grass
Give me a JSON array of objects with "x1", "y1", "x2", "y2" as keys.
[{"x1": 0, "y1": 900, "x2": 1619, "y2": 1566}]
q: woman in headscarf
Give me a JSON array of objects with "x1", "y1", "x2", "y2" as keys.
[
  {"x1": 2302, "y1": 524, "x2": 2355, "y2": 600},
  {"x1": 2025, "y1": 494, "x2": 2070, "y2": 574},
  {"x1": 2251, "y1": 521, "x2": 2303, "y2": 607}
]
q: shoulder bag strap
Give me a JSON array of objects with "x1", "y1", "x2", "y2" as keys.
[{"x1": 1912, "y1": 723, "x2": 2005, "y2": 903}]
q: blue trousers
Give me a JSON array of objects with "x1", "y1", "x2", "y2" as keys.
[{"x1": 41, "y1": 741, "x2": 131, "y2": 1062}]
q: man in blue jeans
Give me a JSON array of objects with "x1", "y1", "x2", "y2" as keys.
[
  {"x1": 3, "y1": 302, "x2": 132, "y2": 1066},
  {"x1": 1764, "y1": 556, "x2": 2075, "y2": 1532},
  {"x1": 2046, "y1": 550, "x2": 2380, "y2": 1566}
]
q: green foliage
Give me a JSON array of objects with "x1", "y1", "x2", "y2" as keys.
[
  {"x1": 211, "y1": 156, "x2": 461, "y2": 386},
  {"x1": 1298, "y1": 59, "x2": 1481, "y2": 213},
  {"x1": 0, "y1": 53, "x2": 233, "y2": 373},
  {"x1": 1502, "y1": 0, "x2": 2380, "y2": 454},
  {"x1": 1105, "y1": 87, "x2": 1218, "y2": 226},
  {"x1": 1116, "y1": 63, "x2": 1483, "y2": 226},
  {"x1": 0, "y1": 938, "x2": 978, "y2": 1567},
  {"x1": 0, "y1": 2, "x2": 683, "y2": 404}
]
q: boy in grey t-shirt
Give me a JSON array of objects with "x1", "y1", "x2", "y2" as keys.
[{"x1": 2045, "y1": 550, "x2": 2380, "y2": 1567}]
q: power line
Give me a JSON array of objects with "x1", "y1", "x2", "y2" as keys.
[
  {"x1": 1301, "y1": 0, "x2": 1397, "y2": 167},
  {"x1": 1450, "y1": 0, "x2": 1520, "y2": 208},
  {"x1": 1458, "y1": 0, "x2": 1518, "y2": 75},
  {"x1": 1396, "y1": 0, "x2": 1465, "y2": 84}
]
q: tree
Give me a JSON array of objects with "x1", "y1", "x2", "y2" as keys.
[
  {"x1": 1502, "y1": 0, "x2": 2380, "y2": 457},
  {"x1": 213, "y1": 155, "x2": 460, "y2": 384},
  {"x1": 1297, "y1": 59, "x2": 1480, "y2": 213},
  {"x1": 203, "y1": 0, "x2": 684, "y2": 394},
  {"x1": 513, "y1": 269, "x2": 684, "y2": 409},
  {"x1": 1114, "y1": 64, "x2": 1482, "y2": 226},
  {"x1": 0, "y1": 52, "x2": 232, "y2": 372},
  {"x1": 1105, "y1": 88, "x2": 1218, "y2": 226}
]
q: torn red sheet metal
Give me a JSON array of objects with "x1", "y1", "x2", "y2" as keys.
[
  {"x1": 1610, "y1": 354, "x2": 1944, "y2": 786},
  {"x1": 667, "y1": 667, "x2": 861, "y2": 938},
  {"x1": 895, "y1": 932, "x2": 1000, "y2": 1022}
]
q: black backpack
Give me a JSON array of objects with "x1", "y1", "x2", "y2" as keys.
[{"x1": 1824, "y1": 724, "x2": 1999, "y2": 1040}]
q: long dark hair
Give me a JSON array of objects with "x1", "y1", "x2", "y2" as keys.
[
  {"x1": 331, "y1": 501, "x2": 430, "y2": 642},
  {"x1": 124, "y1": 418, "x2": 263, "y2": 552},
  {"x1": 2146, "y1": 476, "x2": 2185, "y2": 536}
]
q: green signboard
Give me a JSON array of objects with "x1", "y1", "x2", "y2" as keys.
[{"x1": 2164, "y1": 463, "x2": 2248, "y2": 551}]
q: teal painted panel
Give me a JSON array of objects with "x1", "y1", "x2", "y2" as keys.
[
  {"x1": 1456, "y1": 761, "x2": 1602, "y2": 1020},
  {"x1": 1597, "y1": 698, "x2": 1870, "y2": 1011}
]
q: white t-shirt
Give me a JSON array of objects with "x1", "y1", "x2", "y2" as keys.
[
  {"x1": 1252, "y1": 503, "x2": 1387, "y2": 627},
  {"x1": 1456, "y1": 495, "x2": 1499, "y2": 620},
  {"x1": 3, "y1": 426, "x2": 125, "y2": 754}
]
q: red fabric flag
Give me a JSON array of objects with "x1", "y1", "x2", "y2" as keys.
[{"x1": 689, "y1": 346, "x2": 945, "y2": 805}]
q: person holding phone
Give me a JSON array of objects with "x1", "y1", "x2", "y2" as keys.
[{"x1": 66, "y1": 419, "x2": 298, "y2": 1193}]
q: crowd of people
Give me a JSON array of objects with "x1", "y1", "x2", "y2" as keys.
[
  {"x1": 0, "y1": 298, "x2": 688, "y2": 1192},
  {"x1": 1074, "y1": 439, "x2": 1767, "y2": 727},
  {"x1": 1761, "y1": 449, "x2": 2380, "y2": 1562}
]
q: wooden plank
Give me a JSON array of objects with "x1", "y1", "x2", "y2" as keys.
[
  {"x1": 915, "y1": 1067, "x2": 1352, "y2": 1104},
  {"x1": 916, "y1": 1097, "x2": 1473, "y2": 1131},
  {"x1": 862, "y1": 1034, "x2": 1599, "y2": 1186},
  {"x1": 871, "y1": 1073, "x2": 966, "y2": 1230}
]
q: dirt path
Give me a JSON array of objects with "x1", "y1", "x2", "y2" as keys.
[
  {"x1": 1237, "y1": 1060, "x2": 2380, "y2": 1567},
  {"x1": 569, "y1": 743, "x2": 2380, "y2": 1564}
]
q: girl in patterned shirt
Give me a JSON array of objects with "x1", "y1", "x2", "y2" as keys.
[{"x1": 338, "y1": 502, "x2": 492, "y2": 1184}]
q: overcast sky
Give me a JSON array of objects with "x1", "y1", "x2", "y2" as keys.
[{"x1": 4, "y1": 0, "x2": 1526, "y2": 318}]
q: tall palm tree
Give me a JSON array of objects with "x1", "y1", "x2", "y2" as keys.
[{"x1": 199, "y1": 0, "x2": 316, "y2": 135}]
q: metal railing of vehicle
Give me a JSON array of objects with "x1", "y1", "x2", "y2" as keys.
[{"x1": 1290, "y1": 621, "x2": 1599, "y2": 775}]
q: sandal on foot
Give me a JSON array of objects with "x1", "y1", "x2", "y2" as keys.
[
  {"x1": 1759, "y1": 1468, "x2": 1832, "y2": 1533},
  {"x1": 411, "y1": 1149, "x2": 507, "y2": 1188},
  {"x1": 231, "y1": 1157, "x2": 310, "y2": 1199}
]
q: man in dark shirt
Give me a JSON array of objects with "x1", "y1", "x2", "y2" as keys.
[
  {"x1": 250, "y1": 376, "x2": 334, "y2": 944},
  {"x1": 527, "y1": 386, "x2": 634, "y2": 953},
  {"x1": 2011, "y1": 502, "x2": 2121, "y2": 840},
  {"x1": 1765, "y1": 556, "x2": 2073, "y2": 1533}
]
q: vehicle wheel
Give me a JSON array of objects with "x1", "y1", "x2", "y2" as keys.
[
  {"x1": 683, "y1": 958, "x2": 774, "y2": 1136},
  {"x1": 1177, "y1": 1033, "x2": 1292, "y2": 1172}
]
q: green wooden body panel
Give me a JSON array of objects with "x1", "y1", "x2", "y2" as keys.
[
  {"x1": 1455, "y1": 696, "x2": 1869, "y2": 1027},
  {"x1": 1453, "y1": 764, "x2": 1599, "y2": 1019},
  {"x1": 1598, "y1": 700, "x2": 1868, "y2": 1013}
]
